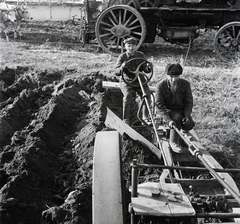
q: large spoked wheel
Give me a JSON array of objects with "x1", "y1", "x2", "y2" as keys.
[
  {"x1": 108, "y1": 0, "x2": 138, "y2": 8},
  {"x1": 136, "y1": 0, "x2": 159, "y2": 7},
  {"x1": 121, "y1": 58, "x2": 153, "y2": 87},
  {"x1": 95, "y1": 5, "x2": 146, "y2": 56},
  {"x1": 214, "y1": 21, "x2": 240, "y2": 61}
]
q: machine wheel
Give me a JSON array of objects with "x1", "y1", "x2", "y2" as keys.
[
  {"x1": 121, "y1": 58, "x2": 153, "y2": 87},
  {"x1": 214, "y1": 21, "x2": 240, "y2": 61},
  {"x1": 136, "y1": 0, "x2": 159, "y2": 7},
  {"x1": 108, "y1": 0, "x2": 138, "y2": 8},
  {"x1": 95, "y1": 5, "x2": 146, "y2": 56},
  {"x1": 92, "y1": 131, "x2": 125, "y2": 224}
]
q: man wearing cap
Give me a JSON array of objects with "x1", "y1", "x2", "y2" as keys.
[
  {"x1": 115, "y1": 37, "x2": 152, "y2": 125},
  {"x1": 155, "y1": 63, "x2": 195, "y2": 153}
]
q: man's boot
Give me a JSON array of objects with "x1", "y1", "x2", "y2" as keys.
[{"x1": 169, "y1": 129, "x2": 183, "y2": 153}]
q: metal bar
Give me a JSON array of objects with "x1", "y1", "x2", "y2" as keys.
[
  {"x1": 140, "y1": 7, "x2": 240, "y2": 11},
  {"x1": 131, "y1": 159, "x2": 138, "y2": 198},
  {"x1": 194, "y1": 212, "x2": 240, "y2": 218},
  {"x1": 137, "y1": 75, "x2": 174, "y2": 183},
  {"x1": 173, "y1": 126, "x2": 240, "y2": 206},
  {"x1": 136, "y1": 163, "x2": 240, "y2": 173}
]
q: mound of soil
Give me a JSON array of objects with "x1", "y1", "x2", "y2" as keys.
[{"x1": 0, "y1": 66, "x2": 159, "y2": 224}]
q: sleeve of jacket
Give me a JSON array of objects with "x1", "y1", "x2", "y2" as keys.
[
  {"x1": 138, "y1": 52, "x2": 151, "y2": 73},
  {"x1": 114, "y1": 54, "x2": 125, "y2": 76},
  {"x1": 183, "y1": 81, "x2": 193, "y2": 117},
  {"x1": 155, "y1": 82, "x2": 172, "y2": 123}
]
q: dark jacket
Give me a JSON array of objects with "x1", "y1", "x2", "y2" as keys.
[
  {"x1": 115, "y1": 51, "x2": 150, "y2": 80},
  {"x1": 155, "y1": 78, "x2": 193, "y2": 123}
]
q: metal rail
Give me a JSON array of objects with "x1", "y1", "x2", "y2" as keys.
[
  {"x1": 173, "y1": 126, "x2": 240, "y2": 206},
  {"x1": 136, "y1": 163, "x2": 240, "y2": 173},
  {"x1": 137, "y1": 74, "x2": 174, "y2": 183}
]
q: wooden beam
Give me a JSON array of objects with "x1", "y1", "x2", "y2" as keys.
[
  {"x1": 105, "y1": 107, "x2": 162, "y2": 160},
  {"x1": 102, "y1": 81, "x2": 156, "y2": 92}
]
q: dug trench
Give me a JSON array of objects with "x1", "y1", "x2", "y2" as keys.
[{"x1": 0, "y1": 66, "x2": 162, "y2": 224}]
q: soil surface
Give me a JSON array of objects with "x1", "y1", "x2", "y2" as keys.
[
  {"x1": 0, "y1": 21, "x2": 239, "y2": 224},
  {"x1": 0, "y1": 21, "x2": 159, "y2": 224}
]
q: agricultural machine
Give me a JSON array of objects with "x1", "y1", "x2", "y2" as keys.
[
  {"x1": 82, "y1": 0, "x2": 240, "y2": 61},
  {"x1": 92, "y1": 58, "x2": 240, "y2": 224}
]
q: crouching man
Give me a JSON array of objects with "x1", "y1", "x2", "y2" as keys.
[{"x1": 155, "y1": 63, "x2": 195, "y2": 153}]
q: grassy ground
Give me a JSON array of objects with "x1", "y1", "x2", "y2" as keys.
[{"x1": 1, "y1": 27, "x2": 240, "y2": 170}]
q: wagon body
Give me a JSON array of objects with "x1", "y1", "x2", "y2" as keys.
[{"x1": 84, "y1": 0, "x2": 240, "y2": 61}]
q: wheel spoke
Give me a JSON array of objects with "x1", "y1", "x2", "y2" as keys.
[
  {"x1": 236, "y1": 30, "x2": 240, "y2": 39},
  {"x1": 102, "y1": 27, "x2": 112, "y2": 32},
  {"x1": 123, "y1": 8, "x2": 127, "y2": 22},
  {"x1": 224, "y1": 30, "x2": 233, "y2": 40},
  {"x1": 118, "y1": 9, "x2": 122, "y2": 25},
  {"x1": 107, "y1": 15, "x2": 117, "y2": 27},
  {"x1": 99, "y1": 32, "x2": 112, "y2": 38},
  {"x1": 110, "y1": 11, "x2": 118, "y2": 25},
  {"x1": 128, "y1": 18, "x2": 139, "y2": 27},
  {"x1": 123, "y1": 14, "x2": 134, "y2": 26},
  {"x1": 129, "y1": 25, "x2": 141, "y2": 30},
  {"x1": 232, "y1": 25, "x2": 236, "y2": 38},
  {"x1": 116, "y1": 37, "x2": 120, "y2": 47},
  {"x1": 131, "y1": 31, "x2": 143, "y2": 36},
  {"x1": 100, "y1": 20, "x2": 113, "y2": 27},
  {"x1": 121, "y1": 41, "x2": 124, "y2": 53}
]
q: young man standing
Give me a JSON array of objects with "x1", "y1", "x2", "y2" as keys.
[
  {"x1": 115, "y1": 37, "x2": 152, "y2": 125},
  {"x1": 155, "y1": 63, "x2": 195, "y2": 153}
]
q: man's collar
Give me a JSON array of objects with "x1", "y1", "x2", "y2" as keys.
[
  {"x1": 126, "y1": 52, "x2": 135, "y2": 57},
  {"x1": 167, "y1": 78, "x2": 181, "y2": 88}
]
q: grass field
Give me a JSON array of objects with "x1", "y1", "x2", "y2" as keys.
[{"x1": 1, "y1": 24, "x2": 240, "y2": 167}]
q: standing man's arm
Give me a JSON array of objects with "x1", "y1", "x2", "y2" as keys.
[
  {"x1": 155, "y1": 83, "x2": 172, "y2": 123},
  {"x1": 183, "y1": 82, "x2": 193, "y2": 118}
]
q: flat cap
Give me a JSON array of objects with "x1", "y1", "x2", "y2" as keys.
[
  {"x1": 123, "y1": 37, "x2": 137, "y2": 45},
  {"x1": 165, "y1": 63, "x2": 183, "y2": 76}
]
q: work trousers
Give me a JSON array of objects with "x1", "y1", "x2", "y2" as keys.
[
  {"x1": 120, "y1": 81, "x2": 151, "y2": 121},
  {"x1": 168, "y1": 110, "x2": 195, "y2": 144}
]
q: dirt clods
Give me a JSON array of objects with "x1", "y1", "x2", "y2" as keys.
[{"x1": 0, "y1": 67, "x2": 115, "y2": 224}]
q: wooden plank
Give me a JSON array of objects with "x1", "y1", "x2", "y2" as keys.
[
  {"x1": 161, "y1": 183, "x2": 195, "y2": 216},
  {"x1": 102, "y1": 81, "x2": 156, "y2": 92},
  {"x1": 131, "y1": 182, "x2": 195, "y2": 216},
  {"x1": 105, "y1": 107, "x2": 162, "y2": 160},
  {"x1": 93, "y1": 131, "x2": 124, "y2": 224}
]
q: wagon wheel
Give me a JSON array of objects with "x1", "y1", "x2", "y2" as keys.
[
  {"x1": 136, "y1": 0, "x2": 159, "y2": 7},
  {"x1": 214, "y1": 21, "x2": 240, "y2": 61},
  {"x1": 95, "y1": 5, "x2": 146, "y2": 56},
  {"x1": 108, "y1": 0, "x2": 138, "y2": 8},
  {"x1": 121, "y1": 58, "x2": 153, "y2": 87}
]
